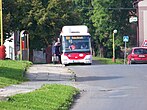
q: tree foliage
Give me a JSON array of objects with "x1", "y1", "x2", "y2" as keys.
[
  {"x1": 2, "y1": 0, "x2": 82, "y2": 49},
  {"x1": 90, "y1": 0, "x2": 135, "y2": 57},
  {"x1": 1, "y1": 0, "x2": 136, "y2": 57}
]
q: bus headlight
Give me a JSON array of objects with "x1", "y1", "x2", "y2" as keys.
[
  {"x1": 63, "y1": 58, "x2": 68, "y2": 61},
  {"x1": 85, "y1": 58, "x2": 91, "y2": 60},
  {"x1": 85, "y1": 55, "x2": 91, "y2": 60},
  {"x1": 62, "y1": 56, "x2": 69, "y2": 61}
]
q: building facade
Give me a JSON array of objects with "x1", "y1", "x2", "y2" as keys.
[{"x1": 138, "y1": 0, "x2": 147, "y2": 46}]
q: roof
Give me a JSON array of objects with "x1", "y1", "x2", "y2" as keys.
[
  {"x1": 60, "y1": 33, "x2": 90, "y2": 36},
  {"x1": 60, "y1": 25, "x2": 90, "y2": 36},
  {"x1": 132, "y1": 47, "x2": 147, "y2": 49}
]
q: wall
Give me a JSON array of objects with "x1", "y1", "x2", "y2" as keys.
[{"x1": 138, "y1": 0, "x2": 147, "y2": 46}]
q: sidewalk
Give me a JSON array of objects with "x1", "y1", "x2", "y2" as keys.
[{"x1": 0, "y1": 64, "x2": 76, "y2": 101}]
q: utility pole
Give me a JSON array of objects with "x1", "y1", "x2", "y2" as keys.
[{"x1": 0, "y1": 0, "x2": 3, "y2": 46}]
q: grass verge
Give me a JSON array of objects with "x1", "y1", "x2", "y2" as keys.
[
  {"x1": 0, "y1": 60, "x2": 32, "y2": 88},
  {"x1": 0, "y1": 84, "x2": 79, "y2": 110},
  {"x1": 93, "y1": 56, "x2": 123, "y2": 64}
]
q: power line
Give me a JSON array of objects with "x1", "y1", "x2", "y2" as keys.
[
  {"x1": 77, "y1": 7, "x2": 136, "y2": 10},
  {"x1": 108, "y1": 7, "x2": 136, "y2": 10}
]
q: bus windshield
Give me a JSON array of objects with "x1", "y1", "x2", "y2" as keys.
[{"x1": 62, "y1": 36, "x2": 91, "y2": 52}]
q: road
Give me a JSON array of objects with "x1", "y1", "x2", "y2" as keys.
[{"x1": 69, "y1": 64, "x2": 147, "y2": 110}]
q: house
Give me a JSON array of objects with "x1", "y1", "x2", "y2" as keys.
[{"x1": 138, "y1": 0, "x2": 147, "y2": 46}]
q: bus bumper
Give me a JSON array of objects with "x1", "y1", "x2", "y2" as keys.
[{"x1": 61, "y1": 55, "x2": 92, "y2": 65}]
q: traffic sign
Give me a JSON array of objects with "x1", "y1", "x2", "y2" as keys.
[
  {"x1": 129, "y1": 17, "x2": 138, "y2": 23},
  {"x1": 141, "y1": 40, "x2": 147, "y2": 47},
  {"x1": 123, "y1": 36, "x2": 129, "y2": 42},
  {"x1": 123, "y1": 36, "x2": 129, "y2": 64}
]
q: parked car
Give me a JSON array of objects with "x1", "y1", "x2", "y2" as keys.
[{"x1": 127, "y1": 47, "x2": 147, "y2": 64}]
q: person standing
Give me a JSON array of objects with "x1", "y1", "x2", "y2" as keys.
[
  {"x1": 45, "y1": 44, "x2": 52, "y2": 63},
  {"x1": 53, "y1": 39, "x2": 61, "y2": 64}
]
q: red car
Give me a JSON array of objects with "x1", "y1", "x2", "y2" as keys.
[{"x1": 127, "y1": 47, "x2": 147, "y2": 64}]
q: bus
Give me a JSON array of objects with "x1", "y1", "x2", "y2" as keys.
[{"x1": 59, "y1": 25, "x2": 92, "y2": 65}]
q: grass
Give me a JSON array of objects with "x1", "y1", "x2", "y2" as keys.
[
  {"x1": 93, "y1": 56, "x2": 124, "y2": 64},
  {"x1": 0, "y1": 60, "x2": 79, "y2": 110},
  {"x1": 0, "y1": 84, "x2": 79, "y2": 110},
  {"x1": 0, "y1": 60, "x2": 32, "y2": 88}
]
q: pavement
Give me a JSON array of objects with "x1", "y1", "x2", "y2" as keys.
[{"x1": 0, "y1": 64, "x2": 76, "y2": 101}]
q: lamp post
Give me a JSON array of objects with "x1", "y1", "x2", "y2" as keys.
[
  {"x1": 0, "y1": 0, "x2": 3, "y2": 46},
  {"x1": 112, "y1": 29, "x2": 117, "y2": 62}
]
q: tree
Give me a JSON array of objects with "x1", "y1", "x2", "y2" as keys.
[
  {"x1": 2, "y1": 0, "x2": 82, "y2": 49},
  {"x1": 90, "y1": 0, "x2": 112, "y2": 57},
  {"x1": 2, "y1": 0, "x2": 18, "y2": 38},
  {"x1": 72, "y1": 0, "x2": 97, "y2": 55},
  {"x1": 2, "y1": 0, "x2": 137, "y2": 58},
  {"x1": 91, "y1": 0, "x2": 135, "y2": 57}
]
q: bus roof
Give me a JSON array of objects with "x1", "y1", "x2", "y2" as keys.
[
  {"x1": 60, "y1": 33, "x2": 90, "y2": 36},
  {"x1": 60, "y1": 25, "x2": 90, "y2": 36}
]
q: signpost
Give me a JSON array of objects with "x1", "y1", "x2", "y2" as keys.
[{"x1": 123, "y1": 36, "x2": 129, "y2": 64}]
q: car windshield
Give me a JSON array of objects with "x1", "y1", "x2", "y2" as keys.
[{"x1": 134, "y1": 48, "x2": 147, "y2": 54}]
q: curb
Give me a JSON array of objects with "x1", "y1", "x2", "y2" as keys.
[{"x1": 0, "y1": 96, "x2": 9, "y2": 101}]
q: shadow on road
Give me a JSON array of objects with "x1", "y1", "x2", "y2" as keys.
[
  {"x1": 76, "y1": 76, "x2": 123, "y2": 82},
  {"x1": 65, "y1": 60, "x2": 102, "y2": 66},
  {"x1": 92, "y1": 60, "x2": 103, "y2": 65}
]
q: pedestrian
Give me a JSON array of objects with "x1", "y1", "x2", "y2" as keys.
[
  {"x1": 45, "y1": 44, "x2": 52, "y2": 63},
  {"x1": 53, "y1": 39, "x2": 61, "y2": 64}
]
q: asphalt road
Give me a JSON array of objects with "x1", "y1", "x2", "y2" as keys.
[{"x1": 69, "y1": 64, "x2": 147, "y2": 110}]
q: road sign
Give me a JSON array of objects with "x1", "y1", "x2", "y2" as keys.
[
  {"x1": 129, "y1": 17, "x2": 138, "y2": 23},
  {"x1": 123, "y1": 36, "x2": 129, "y2": 64},
  {"x1": 141, "y1": 40, "x2": 147, "y2": 47},
  {"x1": 123, "y1": 36, "x2": 129, "y2": 42}
]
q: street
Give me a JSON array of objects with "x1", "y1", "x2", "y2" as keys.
[
  {"x1": 69, "y1": 64, "x2": 147, "y2": 110},
  {"x1": 1, "y1": 63, "x2": 147, "y2": 110}
]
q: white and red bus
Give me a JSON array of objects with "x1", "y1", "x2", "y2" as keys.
[{"x1": 59, "y1": 25, "x2": 92, "y2": 65}]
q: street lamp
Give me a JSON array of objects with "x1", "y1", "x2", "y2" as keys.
[{"x1": 112, "y1": 29, "x2": 117, "y2": 62}]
